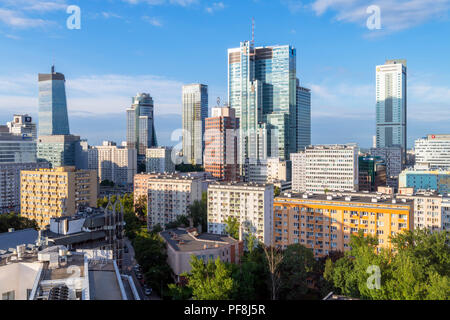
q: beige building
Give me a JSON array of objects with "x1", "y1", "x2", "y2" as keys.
[
  {"x1": 143, "y1": 173, "x2": 203, "y2": 229},
  {"x1": 207, "y1": 182, "x2": 274, "y2": 246},
  {"x1": 88, "y1": 141, "x2": 137, "y2": 185},
  {"x1": 396, "y1": 188, "x2": 450, "y2": 232},
  {"x1": 20, "y1": 167, "x2": 98, "y2": 229},
  {"x1": 160, "y1": 228, "x2": 243, "y2": 283},
  {"x1": 267, "y1": 158, "x2": 291, "y2": 183}
]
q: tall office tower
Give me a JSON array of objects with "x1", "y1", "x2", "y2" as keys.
[
  {"x1": 146, "y1": 146, "x2": 175, "y2": 173},
  {"x1": 88, "y1": 141, "x2": 137, "y2": 185},
  {"x1": 182, "y1": 84, "x2": 208, "y2": 165},
  {"x1": 414, "y1": 134, "x2": 450, "y2": 170},
  {"x1": 126, "y1": 93, "x2": 157, "y2": 161},
  {"x1": 38, "y1": 66, "x2": 70, "y2": 136},
  {"x1": 207, "y1": 182, "x2": 274, "y2": 246},
  {"x1": 375, "y1": 59, "x2": 407, "y2": 157},
  {"x1": 291, "y1": 144, "x2": 359, "y2": 193},
  {"x1": 228, "y1": 41, "x2": 309, "y2": 170},
  {"x1": 204, "y1": 106, "x2": 239, "y2": 181},
  {"x1": 370, "y1": 146, "x2": 403, "y2": 189},
  {"x1": 296, "y1": 81, "x2": 311, "y2": 150},
  {"x1": 7, "y1": 114, "x2": 37, "y2": 139},
  {"x1": 274, "y1": 193, "x2": 414, "y2": 256},
  {"x1": 20, "y1": 166, "x2": 98, "y2": 229}
]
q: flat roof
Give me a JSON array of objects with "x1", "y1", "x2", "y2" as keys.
[
  {"x1": 160, "y1": 228, "x2": 237, "y2": 252},
  {"x1": 0, "y1": 229, "x2": 38, "y2": 252}
]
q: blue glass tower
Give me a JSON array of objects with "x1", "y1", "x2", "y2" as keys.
[{"x1": 38, "y1": 66, "x2": 70, "y2": 136}]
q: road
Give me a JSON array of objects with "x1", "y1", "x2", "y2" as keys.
[{"x1": 123, "y1": 238, "x2": 161, "y2": 300}]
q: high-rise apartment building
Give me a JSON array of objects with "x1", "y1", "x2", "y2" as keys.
[
  {"x1": 291, "y1": 145, "x2": 359, "y2": 193},
  {"x1": 182, "y1": 84, "x2": 208, "y2": 165},
  {"x1": 375, "y1": 60, "x2": 407, "y2": 156},
  {"x1": 228, "y1": 41, "x2": 311, "y2": 167},
  {"x1": 370, "y1": 146, "x2": 403, "y2": 189},
  {"x1": 146, "y1": 147, "x2": 175, "y2": 174},
  {"x1": 7, "y1": 114, "x2": 37, "y2": 139},
  {"x1": 20, "y1": 167, "x2": 98, "y2": 229},
  {"x1": 126, "y1": 93, "x2": 157, "y2": 160},
  {"x1": 414, "y1": 134, "x2": 450, "y2": 170},
  {"x1": 204, "y1": 106, "x2": 239, "y2": 181},
  {"x1": 88, "y1": 141, "x2": 137, "y2": 185},
  {"x1": 38, "y1": 66, "x2": 70, "y2": 136},
  {"x1": 142, "y1": 173, "x2": 202, "y2": 229},
  {"x1": 207, "y1": 182, "x2": 274, "y2": 246},
  {"x1": 274, "y1": 193, "x2": 414, "y2": 256}
]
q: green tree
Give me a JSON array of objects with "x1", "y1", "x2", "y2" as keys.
[
  {"x1": 224, "y1": 216, "x2": 239, "y2": 240},
  {"x1": 135, "y1": 195, "x2": 147, "y2": 221},
  {"x1": 186, "y1": 256, "x2": 235, "y2": 300},
  {"x1": 274, "y1": 186, "x2": 281, "y2": 197},
  {"x1": 168, "y1": 283, "x2": 193, "y2": 300},
  {"x1": 278, "y1": 244, "x2": 317, "y2": 300},
  {"x1": 0, "y1": 212, "x2": 38, "y2": 233}
]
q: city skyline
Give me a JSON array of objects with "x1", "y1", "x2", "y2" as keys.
[{"x1": 0, "y1": 1, "x2": 449, "y2": 148}]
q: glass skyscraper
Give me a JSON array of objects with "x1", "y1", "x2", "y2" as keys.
[
  {"x1": 182, "y1": 84, "x2": 208, "y2": 165},
  {"x1": 126, "y1": 93, "x2": 157, "y2": 159},
  {"x1": 375, "y1": 59, "x2": 407, "y2": 155},
  {"x1": 228, "y1": 41, "x2": 310, "y2": 169},
  {"x1": 38, "y1": 66, "x2": 70, "y2": 136}
]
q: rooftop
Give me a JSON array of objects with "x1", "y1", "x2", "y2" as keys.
[
  {"x1": 160, "y1": 228, "x2": 238, "y2": 252},
  {"x1": 0, "y1": 228, "x2": 38, "y2": 252}
]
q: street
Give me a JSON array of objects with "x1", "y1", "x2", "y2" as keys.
[{"x1": 123, "y1": 238, "x2": 161, "y2": 300}]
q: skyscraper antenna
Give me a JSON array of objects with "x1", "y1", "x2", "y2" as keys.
[{"x1": 251, "y1": 17, "x2": 255, "y2": 47}]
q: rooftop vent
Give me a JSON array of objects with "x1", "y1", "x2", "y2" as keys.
[
  {"x1": 345, "y1": 196, "x2": 352, "y2": 201},
  {"x1": 302, "y1": 194, "x2": 308, "y2": 199},
  {"x1": 371, "y1": 198, "x2": 378, "y2": 203}
]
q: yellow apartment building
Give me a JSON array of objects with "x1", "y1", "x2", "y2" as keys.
[
  {"x1": 274, "y1": 193, "x2": 414, "y2": 257},
  {"x1": 20, "y1": 166, "x2": 98, "y2": 229}
]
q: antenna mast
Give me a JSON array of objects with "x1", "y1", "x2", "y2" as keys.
[{"x1": 251, "y1": 17, "x2": 255, "y2": 47}]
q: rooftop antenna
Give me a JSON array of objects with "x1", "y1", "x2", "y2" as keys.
[{"x1": 217, "y1": 97, "x2": 221, "y2": 107}]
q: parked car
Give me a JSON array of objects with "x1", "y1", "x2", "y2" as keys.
[{"x1": 144, "y1": 288, "x2": 152, "y2": 296}]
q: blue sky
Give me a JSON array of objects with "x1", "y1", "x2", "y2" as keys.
[{"x1": 0, "y1": 0, "x2": 449, "y2": 148}]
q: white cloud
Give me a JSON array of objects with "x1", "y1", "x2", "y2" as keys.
[
  {"x1": 206, "y1": 1, "x2": 225, "y2": 14},
  {"x1": 142, "y1": 16, "x2": 163, "y2": 26},
  {"x1": 0, "y1": 8, "x2": 49, "y2": 28},
  {"x1": 0, "y1": 73, "x2": 185, "y2": 117},
  {"x1": 122, "y1": 0, "x2": 198, "y2": 6},
  {"x1": 308, "y1": 0, "x2": 450, "y2": 32}
]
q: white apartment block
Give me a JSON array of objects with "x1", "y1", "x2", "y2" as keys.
[
  {"x1": 415, "y1": 134, "x2": 450, "y2": 170},
  {"x1": 207, "y1": 182, "x2": 274, "y2": 246},
  {"x1": 146, "y1": 174, "x2": 202, "y2": 229},
  {"x1": 146, "y1": 147, "x2": 175, "y2": 173},
  {"x1": 88, "y1": 141, "x2": 137, "y2": 185},
  {"x1": 291, "y1": 145, "x2": 359, "y2": 194}
]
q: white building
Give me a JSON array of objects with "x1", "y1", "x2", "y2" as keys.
[
  {"x1": 291, "y1": 144, "x2": 359, "y2": 194},
  {"x1": 7, "y1": 114, "x2": 37, "y2": 139},
  {"x1": 414, "y1": 134, "x2": 450, "y2": 170},
  {"x1": 207, "y1": 182, "x2": 274, "y2": 246},
  {"x1": 145, "y1": 173, "x2": 203, "y2": 229},
  {"x1": 88, "y1": 141, "x2": 137, "y2": 185},
  {"x1": 146, "y1": 147, "x2": 175, "y2": 173},
  {"x1": 267, "y1": 158, "x2": 291, "y2": 183}
]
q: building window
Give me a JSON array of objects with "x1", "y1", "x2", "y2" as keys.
[{"x1": 2, "y1": 291, "x2": 15, "y2": 300}]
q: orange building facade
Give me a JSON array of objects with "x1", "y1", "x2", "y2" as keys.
[{"x1": 274, "y1": 193, "x2": 414, "y2": 257}]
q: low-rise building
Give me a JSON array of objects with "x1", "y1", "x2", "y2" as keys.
[
  {"x1": 207, "y1": 182, "x2": 274, "y2": 246},
  {"x1": 274, "y1": 192, "x2": 414, "y2": 257},
  {"x1": 160, "y1": 227, "x2": 243, "y2": 283}
]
